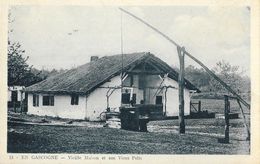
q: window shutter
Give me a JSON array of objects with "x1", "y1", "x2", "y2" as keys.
[
  {"x1": 50, "y1": 96, "x2": 54, "y2": 106},
  {"x1": 43, "y1": 96, "x2": 48, "y2": 106},
  {"x1": 36, "y1": 95, "x2": 39, "y2": 106},
  {"x1": 75, "y1": 96, "x2": 79, "y2": 105},
  {"x1": 71, "y1": 96, "x2": 74, "y2": 105},
  {"x1": 33, "y1": 95, "x2": 36, "y2": 106}
]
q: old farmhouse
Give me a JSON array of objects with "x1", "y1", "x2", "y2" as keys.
[{"x1": 24, "y1": 52, "x2": 200, "y2": 121}]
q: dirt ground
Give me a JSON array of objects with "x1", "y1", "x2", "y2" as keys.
[{"x1": 8, "y1": 117, "x2": 250, "y2": 154}]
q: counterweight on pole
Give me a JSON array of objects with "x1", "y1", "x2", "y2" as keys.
[{"x1": 119, "y1": 7, "x2": 250, "y2": 109}]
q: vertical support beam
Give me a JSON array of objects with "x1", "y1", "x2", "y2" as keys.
[
  {"x1": 85, "y1": 94, "x2": 89, "y2": 120},
  {"x1": 120, "y1": 72, "x2": 123, "y2": 107},
  {"x1": 177, "y1": 46, "x2": 185, "y2": 134},
  {"x1": 14, "y1": 100, "x2": 16, "y2": 113},
  {"x1": 106, "y1": 95, "x2": 109, "y2": 109},
  {"x1": 190, "y1": 102, "x2": 192, "y2": 114},
  {"x1": 106, "y1": 88, "x2": 112, "y2": 109},
  {"x1": 164, "y1": 87, "x2": 167, "y2": 116},
  {"x1": 198, "y1": 101, "x2": 201, "y2": 113},
  {"x1": 142, "y1": 63, "x2": 147, "y2": 104},
  {"x1": 20, "y1": 91, "x2": 24, "y2": 113},
  {"x1": 224, "y1": 95, "x2": 230, "y2": 143},
  {"x1": 237, "y1": 99, "x2": 250, "y2": 141},
  {"x1": 143, "y1": 80, "x2": 146, "y2": 104}
]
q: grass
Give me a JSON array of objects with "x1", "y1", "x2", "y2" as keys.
[
  {"x1": 8, "y1": 119, "x2": 250, "y2": 154},
  {"x1": 7, "y1": 98, "x2": 250, "y2": 154}
]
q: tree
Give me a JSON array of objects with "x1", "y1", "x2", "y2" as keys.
[
  {"x1": 8, "y1": 10, "x2": 47, "y2": 86},
  {"x1": 8, "y1": 41, "x2": 29, "y2": 86},
  {"x1": 185, "y1": 65, "x2": 211, "y2": 91},
  {"x1": 8, "y1": 41, "x2": 46, "y2": 86},
  {"x1": 209, "y1": 60, "x2": 248, "y2": 93}
]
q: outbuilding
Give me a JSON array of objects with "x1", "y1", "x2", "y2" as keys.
[
  {"x1": 24, "y1": 52, "x2": 199, "y2": 121},
  {"x1": 8, "y1": 86, "x2": 25, "y2": 109}
]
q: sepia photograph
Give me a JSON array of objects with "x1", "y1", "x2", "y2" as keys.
[{"x1": 6, "y1": 4, "x2": 252, "y2": 156}]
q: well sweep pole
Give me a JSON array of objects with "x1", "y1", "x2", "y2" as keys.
[
  {"x1": 177, "y1": 46, "x2": 185, "y2": 134},
  {"x1": 119, "y1": 7, "x2": 250, "y2": 109},
  {"x1": 224, "y1": 95, "x2": 230, "y2": 143}
]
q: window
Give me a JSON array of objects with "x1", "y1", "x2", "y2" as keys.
[
  {"x1": 156, "y1": 96, "x2": 163, "y2": 105},
  {"x1": 121, "y1": 93, "x2": 131, "y2": 104},
  {"x1": 71, "y1": 95, "x2": 79, "y2": 105},
  {"x1": 33, "y1": 94, "x2": 39, "y2": 107},
  {"x1": 42, "y1": 95, "x2": 54, "y2": 106}
]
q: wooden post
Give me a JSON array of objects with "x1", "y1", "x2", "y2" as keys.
[
  {"x1": 224, "y1": 95, "x2": 230, "y2": 143},
  {"x1": 237, "y1": 99, "x2": 250, "y2": 140},
  {"x1": 189, "y1": 102, "x2": 192, "y2": 114},
  {"x1": 142, "y1": 63, "x2": 147, "y2": 104},
  {"x1": 177, "y1": 46, "x2": 185, "y2": 134},
  {"x1": 20, "y1": 91, "x2": 24, "y2": 113},
  {"x1": 198, "y1": 101, "x2": 201, "y2": 113},
  {"x1": 14, "y1": 101, "x2": 16, "y2": 113}
]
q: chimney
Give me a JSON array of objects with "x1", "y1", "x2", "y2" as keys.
[{"x1": 90, "y1": 56, "x2": 99, "y2": 62}]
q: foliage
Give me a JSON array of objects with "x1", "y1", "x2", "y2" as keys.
[
  {"x1": 7, "y1": 41, "x2": 66, "y2": 86},
  {"x1": 8, "y1": 41, "x2": 39, "y2": 86},
  {"x1": 184, "y1": 61, "x2": 250, "y2": 94},
  {"x1": 185, "y1": 65, "x2": 211, "y2": 91},
  {"x1": 209, "y1": 60, "x2": 250, "y2": 93}
]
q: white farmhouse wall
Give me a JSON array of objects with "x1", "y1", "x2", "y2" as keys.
[
  {"x1": 164, "y1": 77, "x2": 190, "y2": 116},
  {"x1": 17, "y1": 91, "x2": 23, "y2": 101},
  {"x1": 8, "y1": 90, "x2": 11, "y2": 102},
  {"x1": 86, "y1": 76, "x2": 121, "y2": 121},
  {"x1": 27, "y1": 94, "x2": 86, "y2": 119},
  {"x1": 145, "y1": 75, "x2": 164, "y2": 104}
]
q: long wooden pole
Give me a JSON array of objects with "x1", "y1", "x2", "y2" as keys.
[
  {"x1": 177, "y1": 46, "x2": 185, "y2": 133},
  {"x1": 119, "y1": 8, "x2": 250, "y2": 109},
  {"x1": 120, "y1": 7, "x2": 124, "y2": 107},
  {"x1": 224, "y1": 95, "x2": 230, "y2": 143},
  {"x1": 237, "y1": 99, "x2": 250, "y2": 140}
]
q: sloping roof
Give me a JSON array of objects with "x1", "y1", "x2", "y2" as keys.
[{"x1": 25, "y1": 52, "x2": 200, "y2": 94}]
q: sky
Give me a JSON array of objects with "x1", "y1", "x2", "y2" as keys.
[{"x1": 9, "y1": 6, "x2": 250, "y2": 75}]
